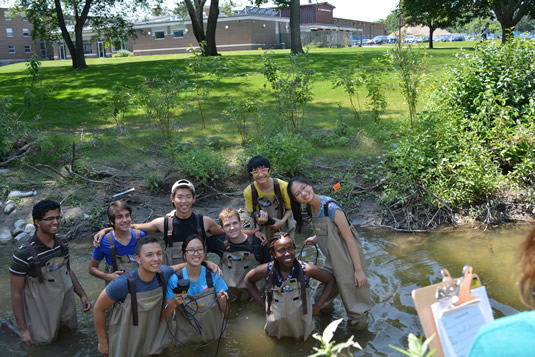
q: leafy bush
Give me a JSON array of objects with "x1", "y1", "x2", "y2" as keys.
[
  {"x1": 24, "y1": 134, "x2": 72, "y2": 166},
  {"x1": 112, "y1": 50, "x2": 134, "y2": 57},
  {"x1": 0, "y1": 97, "x2": 29, "y2": 160}
]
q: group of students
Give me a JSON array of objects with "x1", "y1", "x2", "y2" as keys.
[{"x1": 9, "y1": 156, "x2": 373, "y2": 356}]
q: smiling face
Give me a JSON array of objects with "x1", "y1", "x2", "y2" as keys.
[
  {"x1": 290, "y1": 181, "x2": 314, "y2": 204},
  {"x1": 135, "y1": 242, "x2": 162, "y2": 274},
  {"x1": 250, "y1": 166, "x2": 270, "y2": 185},
  {"x1": 184, "y1": 238, "x2": 205, "y2": 267},
  {"x1": 272, "y1": 235, "x2": 296, "y2": 269},
  {"x1": 221, "y1": 215, "x2": 242, "y2": 241},
  {"x1": 170, "y1": 188, "x2": 195, "y2": 217},
  {"x1": 35, "y1": 208, "x2": 61, "y2": 237},
  {"x1": 112, "y1": 208, "x2": 132, "y2": 233}
]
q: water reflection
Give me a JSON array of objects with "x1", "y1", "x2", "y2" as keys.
[{"x1": 0, "y1": 224, "x2": 531, "y2": 356}]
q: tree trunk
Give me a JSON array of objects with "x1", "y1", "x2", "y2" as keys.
[
  {"x1": 185, "y1": 0, "x2": 207, "y2": 52},
  {"x1": 204, "y1": 0, "x2": 219, "y2": 56},
  {"x1": 289, "y1": 0, "x2": 303, "y2": 54},
  {"x1": 428, "y1": 26, "x2": 434, "y2": 49}
]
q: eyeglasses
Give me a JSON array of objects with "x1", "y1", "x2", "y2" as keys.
[
  {"x1": 293, "y1": 184, "x2": 308, "y2": 199},
  {"x1": 185, "y1": 248, "x2": 204, "y2": 255},
  {"x1": 41, "y1": 216, "x2": 61, "y2": 222},
  {"x1": 250, "y1": 167, "x2": 269, "y2": 176}
]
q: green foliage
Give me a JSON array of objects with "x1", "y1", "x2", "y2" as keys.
[
  {"x1": 310, "y1": 318, "x2": 362, "y2": 357},
  {"x1": 108, "y1": 83, "x2": 134, "y2": 132},
  {"x1": 243, "y1": 131, "x2": 310, "y2": 177},
  {"x1": 331, "y1": 58, "x2": 365, "y2": 119},
  {"x1": 389, "y1": 333, "x2": 435, "y2": 357},
  {"x1": 365, "y1": 59, "x2": 387, "y2": 121},
  {"x1": 24, "y1": 134, "x2": 72, "y2": 166},
  {"x1": 24, "y1": 54, "x2": 48, "y2": 111},
  {"x1": 112, "y1": 50, "x2": 134, "y2": 57},
  {"x1": 0, "y1": 97, "x2": 26, "y2": 160},
  {"x1": 144, "y1": 172, "x2": 160, "y2": 193},
  {"x1": 386, "y1": 42, "x2": 427, "y2": 127},
  {"x1": 262, "y1": 51, "x2": 314, "y2": 133},
  {"x1": 311, "y1": 105, "x2": 355, "y2": 148},
  {"x1": 222, "y1": 94, "x2": 263, "y2": 144}
]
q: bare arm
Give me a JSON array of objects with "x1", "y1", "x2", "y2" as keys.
[
  {"x1": 10, "y1": 274, "x2": 33, "y2": 346},
  {"x1": 88, "y1": 258, "x2": 123, "y2": 282},
  {"x1": 216, "y1": 290, "x2": 229, "y2": 314},
  {"x1": 305, "y1": 263, "x2": 336, "y2": 315},
  {"x1": 94, "y1": 289, "x2": 116, "y2": 356},
  {"x1": 270, "y1": 209, "x2": 293, "y2": 230},
  {"x1": 244, "y1": 264, "x2": 268, "y2": 313},
  {"x1": 204, "y1": 216, "x2": 224, "y2": 235},
  {"x1": 334, "y1": 209, "x2": 367, "y2": 288},
  {"x1": 69, "y1": 269, "x2": 91, "y2": 312},
  {"x1": 130, "y1": 216, "x2": 165, "y2": 235}
]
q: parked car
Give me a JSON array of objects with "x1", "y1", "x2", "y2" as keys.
[
  {"x1": 451, "y1": 34, "x2": 465, "y2": 41},
  {"x1": 362, "y1": 39, "x2": 372, "y2": 45},
  {"x1": 435, "y1": 34, "x2": 451, "y2": 42},
  {"x1": 370, "y1": 35, "x2": 389, "y2": 44},
  {"x1": 388, "y1": 37, "x2": 398, "y2": 44},
  {"x1": 404, "y1": 35, "x2": 416, "y2": 43}
]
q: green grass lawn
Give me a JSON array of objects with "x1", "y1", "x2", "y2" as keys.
[{"x1": 0, "y1": 43, "x2": 470, "y2": 175}]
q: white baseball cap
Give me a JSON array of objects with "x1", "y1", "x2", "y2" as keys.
[{"x1": 171, "y1": 179, "x2": 195, "y2": 196}]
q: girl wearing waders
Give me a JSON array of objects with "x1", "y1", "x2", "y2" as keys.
[
  {"x1": 288, "y1": 177, "x2": 372, "y2": 329},
  {"x1": 164, "y1": 234, "x2": 229, "y2": 345},
  {"x1": 244, "y1": 232, "x2": 335, "y2": 340},
  {"x1": 89, "y1": 201, "x2": 145, "y2": 284},
  {"x1": 93, "y1": 236, "x2": 175, "y2": 356},
  {"x1": 244, "y1": 156, "x2": 297, "y2": 240}
]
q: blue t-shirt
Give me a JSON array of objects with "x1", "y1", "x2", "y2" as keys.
[
  {"x1": 312, "y1": 195, "x2": 343, "y2": 222},
  {"x1": 468, "y1": 310, "x2": 535, "y2": 357},
  {"x1": 106, "y1": 265, "x2": 175, "y2": 303},
  {"x1": 165, "y1": 266, "x2": 228, "y2": 300},
  {"x1": 91, "y1": 229, "x2": 146, "y2": 266}
]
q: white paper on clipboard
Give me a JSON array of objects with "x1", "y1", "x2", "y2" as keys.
[{"x1": 430, "y1": 286, "x2": 494, "y2": 357}]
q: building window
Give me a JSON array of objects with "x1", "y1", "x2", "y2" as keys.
[
  {"x1": 112, "y1": 40, "x2": 126, "y2": 51},
  {"x1": 8, "y1": 45, "x2": 15, "y2": 54},
  {"x1": 22, "y1": 16, "x2": 28, "y2": 21},
  {"x1": 25, "y1": 45, "x2": 31, "y2": 53},
  {"x1": 154, "y1": 31, "x2": 165, "y2": 39},
  {"x1": 5, "y1": 14, "x2": 11, "y2": 21},
  {"x1": 23, "y1": 28, "x2": 30, "y2": 37},
  {"x1": 83, "y1": 41, "x2": 92, "y2": 54},
  {"x1": 173, "y1": 30, "x2": 184, "y2": 38},
  {"x1": 40, "y1": 40, "x2": 47, "y2": 57},
  {"x1": 6, "y1": 28, "x2": 14, "y2": 37}
]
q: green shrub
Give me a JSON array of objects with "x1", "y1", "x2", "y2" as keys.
[
  {"x1": 0, "y1": 97, "x2": 28, "y2": 160},
  {"x1": 24, "y1": 134, "x2": 72, "y2": 166},
  {"x1": 112, "y1": 50, "x2": 134, "y2": 57}
]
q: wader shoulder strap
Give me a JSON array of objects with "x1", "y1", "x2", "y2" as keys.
[
  {"x1": 133, "y1": 229, "x2": 141, "y2": 240},
  {"x1": 155, "y1": 271, "x2": 166, "y2": 313},
  {"x1": 164, "y1": 216, "x2": 174, "y2": 248},
  {"x1": 223, "y1": 236, "x2": 231, "y2": 253},
  {"x1": 126, "y1": 272, "x2": 138, "y2": 326},
  {"x1": 223, "y1": 235, "x2": 254, "y2": 253},
  {"x1": 323, "y1": 199, "x2": 351, "y2": 226},
  {"x1": 24, "y1": 240, "x2": 44, "y2": 283},
  {"x1": 250, "y1": 183, "x2": 259, "y2": 212},
  {"x1": 59, "y1": 239, "x2": 71, "y2": 271},
  {"x1": 265, "y1": 261, "x2": 278, "y2": 315},
  {"x1": 272, "y1": 178, "x2": 284, "y2": 218},
  {"x1": 202, "y1": 262, "x2": 214, "y2": 289},
  {"x1": 107, "y1": 233, "x2": 119, "y2": 273},
  {"x1": 294, "y1": 260, "x2": 308, "y2": 315},
  {"x1": 193, "y1": 213, "x2": 204, "y2": 240}
]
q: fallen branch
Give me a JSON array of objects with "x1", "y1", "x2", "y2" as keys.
[
  {"x1": 35, "y1": 164, "x2": 68, "y2": 179},
  {"x1": 60, "y1": 187, "x2": 82, "y2": 205},
  {"x1": 66, "y1": 165, "x2": 114, "y2": 185},
  {"x1": 0, "y1": 143, "x2": 32, "y2": 166},
  {"x1": 419, "y1": 184, "x2": 453, "y2": 213},
  {"x1": 363, "y1": 224, "x2": 429, "y2": 233},
  {"x1": 15, "y1": 158, "x2": 58, "y2": 179}
]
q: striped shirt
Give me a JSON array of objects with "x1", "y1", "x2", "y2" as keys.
[{"x1": 9, "y1": 235, "x2": 69, "y2": 278}]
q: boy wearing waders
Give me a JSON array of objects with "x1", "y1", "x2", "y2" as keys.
[
  {"x1": 89, "y1": 201, "x2": 146, "y2": 283},
  {"x1": 206, "y1": 208, "x2": 271, "y2": 301},
  {"x1": 9, "y1": 200, "x2": 91, "y2": 346},
  {"x1": 243, "y1": 156, "x2": 297, "y2": 240},
  {"x1": 244, "y1": 232, "x2": 335, "y2": 340}
]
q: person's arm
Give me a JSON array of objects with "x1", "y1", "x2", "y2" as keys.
[
  {"x1": 270, "y1": 209, "x2": 293, "y2": 230},
  {"x1": 244, "y1": 264, "x2": 268, "y2": 313},
  {"x1": 94, "y1": 289, "x2": 116, "y2": 356},
  {"x1": 93, "y1": 228, "x2": 112, "y2": 248},
  {"x1": 243, "y1": 229, "x2": 267, "y2": 244},
  {"x1": 130, "y1": 217, "x2": 165, "y2": 235},
  {"x1": 10, "y1": 274, "x2": 33, "y2": 346},
  {"x1": 305, "y1": 263, "x2": 336, "y2": 315},
  {"x1": 204, "y1": 216, "x2": 224, "y2": 235},
  {"x1": 88, "y1": 258, "x2": 123, "y2": 282},
  {"x1": 69, "y1": 269, "x2": 91, "y2": 312},
  {"x1": 333, "y1": 209, "x2": 367, "y2": 288},
  {"x1": 216, "y1": 289, "x2": 229, "y2": 314}
]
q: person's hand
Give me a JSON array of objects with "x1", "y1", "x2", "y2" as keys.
[
  {"x1": 254, "y1": 230, "x2": 267, "y2": 245},
  {"x1": 304, "y1": 235, "x2": 317, "y2": 246},
  {"x1": 93, "y1": 230, "x2": 107, "y2": 248},
  {"x1": 312, "y1": 303, "x2": 321, "y2": 316},
  {"x1": 107, "y1": 270, "x2": 124, "y2": 282},
  {"x1": 166, "y1": 209, "x2": 175, "y2": 217},
  {"x1": 217, "y1": 289, "x2": 228, "y2": 301},
  {"x1": 81, "y1": 294, "x2": 92, "y2": 312},
  {"x1": 206, "y1": 261, "x2": 223, "y2": 278},
  {"x1": 354, "y1": 270, "x2": 367, "y2": 288},
  {"x1": 255, "y1": 210, "x2": 268, "y2": 225},
  {"x1": 269, "y1": 218, "x2": 283, "y2": 230},
  {"x1": 98, "y1": 340, "x2": 109, "y2": 355},
  {"x1": 19, "y1": 328, "x2": 33, "y2": 346},
  {"x1": 173, "y1": 293, "x2": 187, "y2": 306}
]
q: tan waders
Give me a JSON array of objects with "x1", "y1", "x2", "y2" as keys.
[
  {"x1": 173, "y1": 267, "x2": 225, "y2": 345},
  {"x1": 162, "y1": 214, "x2": 204, "y2": 265},
  {"x1": 311, "y1": 204, "x2": 372, "y2": 329},
  {"x1": 104, "y1": 231, "x2": 140, "y2": 276},
  {"x1": 22, "y1": 241, "x2": 77, "y2": 344},
  {"x1": 109, "y1": 272, "x2": 168, "y2": 357},
  {"x1": 250, "y1": 178, "x2": 296, "y2": 240},
  {"x1": 264, "y1": 261, "x2": 314, "y2": 340},
  {"x1": 219, "y1": 235, "x2": 263, "y2": 301}
]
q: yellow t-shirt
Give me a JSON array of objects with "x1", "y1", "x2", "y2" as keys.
[{"x1": 243, "y1": 179, "x2": 292, "y2": 214}]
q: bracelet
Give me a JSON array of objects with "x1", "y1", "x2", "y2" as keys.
[{"x1": 253, "y1": 229, "x2": 260, "y2": 235}]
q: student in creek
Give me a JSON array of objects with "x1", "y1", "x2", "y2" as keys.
[
  {"x1": 206, "y1": 208, "x2": 271, "y2": 301},
  {"x1": 469, "y1": 225, "x2": 535, "y2": 356},
  {"x1": 164, "y1": 234, "x2": 229, "y2": 345},
  {"x1": 288, "y1": 177, "x2": 372, "y2": 329},
  {"x1": 93, "y1": 235, "x2": 221, "y2": 356},
  {"x1": 244, "y1": 232, "x2": 335, "y2": 340},
  {"x1": 9, "y1": 199, "x2": 91, "y2": 346},
  {"x1": 89, "y1": 201, "x2": 145, "y2": 283},
  {"x1": 243, "y1": 156, "x2": 297, "y2": 240}
]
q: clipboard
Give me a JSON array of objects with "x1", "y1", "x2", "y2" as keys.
[{"x1": 412, "y1": 266, "x2": 494, "y2": 357}]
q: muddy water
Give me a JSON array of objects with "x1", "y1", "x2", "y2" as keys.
[{"x1": 0, "y1": 224, "x2": 531, "y2": 356}]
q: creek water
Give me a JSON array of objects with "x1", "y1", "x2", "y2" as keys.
[{"x1": 0, "y1": 223, "x2": 531, "y2": 356}]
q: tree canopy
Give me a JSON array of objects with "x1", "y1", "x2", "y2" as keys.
[{"x1": 475, "y1": 0, "x2": 535, "y2": 42}]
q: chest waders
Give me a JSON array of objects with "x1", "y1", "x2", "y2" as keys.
[
  {"x1": 311, "y1": 200, "x2": 372, "y2": 329},
  {"x1": 219, "y1": 235, "x2": 263, "y2": 301},
  {"x1": 163, "y1": 213, "x2": 204, "y2": 266},
  {"x1": 251, "y1": 178, "x2": 296, "y2": 240},
  {"x1": 22, "y1": 240, "x2": 77, "y2": 344},
  {"x1": 173, "y1": 263, "x2": 225, "y2": 345},
  {"x1": 104, "y1": 230, "x2": 140, "y2": 276},
  {"x1": 109, "y1": 271, "x2": 168, "y2": 357},
  {"x1": 264, "y1": 260, "x2": 314, "y2": 340}
]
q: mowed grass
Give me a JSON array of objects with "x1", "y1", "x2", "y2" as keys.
[{"x1": 0, "y1": 43, "x2": 469, "y2": 169}]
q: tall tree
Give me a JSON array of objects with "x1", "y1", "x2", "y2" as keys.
[
  {"x1": 14, "y1": 0, "x2": 154, "y2": 69},
  {"x1": 179, "y1": 0, "x2": 220, "y2": 56},
  {"x1": 475, "y1": 0, "x2": 535, "y2": 43},
  {"x1": 401, "y1": 0, "x2": 485, "y2": 48},
  {"x1": 383, "y1": 9, "x2": 402, "y2": 35},
  {"x1": 254, "y1": 0, "x2": 303, "y2": 55}
]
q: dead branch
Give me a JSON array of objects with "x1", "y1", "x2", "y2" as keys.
[
  {"x1": 66, "y1": 165, "x2": 113, "y2": 185},
  {"x1": 363, "y1": 224, "x2": 429, "y2": 233},
  {"x1": 0, "y1": 143, "x2": 32, "y2": 166},
  {"x1": 35, "y1": 164, "x2": 68, "y2": 179},
  {"x1": 15, "y1": 158, "x2": 58, "y2": 179},
  {"x1": 60, "y1": 187, "x2": 82, "y2": 205},
  {"x1": 419, "y1": 184, "x2": 453, "y2": 213}
]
